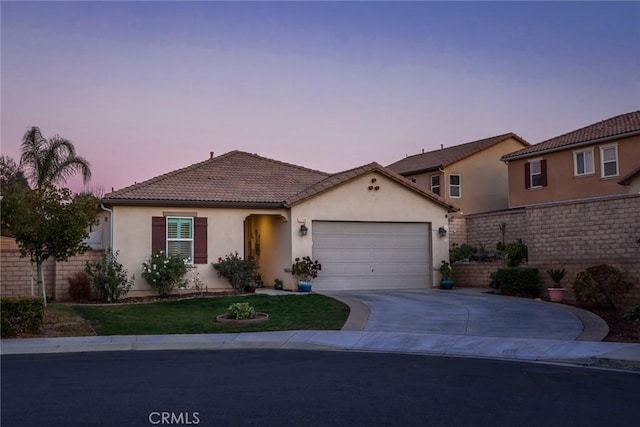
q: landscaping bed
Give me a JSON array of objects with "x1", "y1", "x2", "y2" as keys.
[{"x1": 584, "y1": 307, "x2": 640, "y2": 343}]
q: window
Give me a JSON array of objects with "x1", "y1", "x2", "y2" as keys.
[
  {"x1": 600, "y1": 144, "x2": 618, "y2": 178},
  {"x1": 167, "y1": 217, "x2": 193, "y2": 261},
  {"x1": 152, "y1": 216, "x2": 208, "y2": 264},
  {"x1": 430, "y1": 175, "x2": 440, "y2": 195},
  {"x1": 574, "y1": 149, "x2": 594, "y2": 176},
  {"x1": 525, "y1": 159, "x2": 547, "y2": 189},
  {"x1": 448, "y1": 174, "x2": 460, "y2": 198}
]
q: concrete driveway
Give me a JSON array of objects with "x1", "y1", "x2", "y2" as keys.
[{"x1": 329, "y1": 288, "x2": 588, "y2": 340}]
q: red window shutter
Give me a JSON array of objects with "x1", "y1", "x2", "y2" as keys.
[
  {"x1": 152, "y1": 217, "x2": 166, "y2": 253},
  {"x1": 540, "y1": 159, "x2": 548, "y2": 187},
  {"x1": 193, "y1": 217, "x2": 208, "y2": 264},
  {"x1": 524, "y1": 162, "x2": 531, "y2": 189}
]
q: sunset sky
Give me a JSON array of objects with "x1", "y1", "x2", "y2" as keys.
[{"x1": 2, "y1": 1, "x2": 639, "y2": 194}]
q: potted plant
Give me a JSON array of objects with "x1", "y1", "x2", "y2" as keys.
[
  {"x1": 439, "y1": 260, "x2": 454, "y2": 290},
  {"x1": 546, "y1": 268, "x2": 567, "y2": 302},
  {"x1": 273, "y1": 278, "x2": 284, "y2": 290},
  {"x1": 291, "y1": 256, "x2": 321, "y2": 292}
]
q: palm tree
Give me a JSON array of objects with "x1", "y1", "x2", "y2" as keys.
[{"x1": 20, "y1": 126, "x2": 91, "y2": 189}]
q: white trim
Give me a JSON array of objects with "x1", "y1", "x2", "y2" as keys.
[
  {"x1": 528, "y1": 159, "x2": 543, "y2": 189},
  {"x1": 573, "y1": 148, "x2": 594, "y2": 177},
  {"x1": 166, "y1": 216, "x2": 194, "y2": 263},
  {"x1": 448, "y1": 174, "x2": 461, "y2": 198},
  {"x1": 600, "y1": 143, "x2": 619, "y2": 178}
]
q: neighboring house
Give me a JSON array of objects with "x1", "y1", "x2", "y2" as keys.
[
  {"x1": 387, "y1": 133, "x2": 529, "y2": 215},
  {"x1": 501, "y1": 111, "x2": 640, "y2": 207},
  {"x1": 102, "y1": 151, "x2": 455, "y2": 295},
  {"x1": 618, "y1": 167, "x2": 640, "y2": 194}
]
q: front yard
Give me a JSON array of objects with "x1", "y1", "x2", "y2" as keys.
[{"x1": 67, "y1": 294, "x2": 349, "y2": 335}]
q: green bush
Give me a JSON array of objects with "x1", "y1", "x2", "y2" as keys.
[
  {"x1": 1, "y1": 297, "x2": 45, "y2": 337},
  {"x1": 212, "y1": 252, "x2": 257, "y2": 293},
  {"x1": 492, "y1": 267, "x2": 540, "y2": 297},
  {"x1": 85, "y1": 248, "x2": 134, "y2": 302},
  {"x1": 450, "y1": 243, "x2": 478, "y2": 262},
  {"x1": 504, "y1": 239, "x2": 528, "y2": 267},
  {"x1": 573, "y1": 265, "x2": 632, "y2": 309},
  {"x1": 226, "y1": 302, "x2": 256, "y2": 320},
  {"x1": 142, "y1": 251, "x2": 188, "y2": 297},
  {"x1": 624, "y1": 305, "x2": 640, "y2": 323}
]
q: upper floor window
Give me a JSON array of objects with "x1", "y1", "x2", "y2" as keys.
[
  {"x1": 525, "y1": 159, "x2": 547, "y2": 189},
  {"x1": 600, "y1": 144, "x2": 618, "y2": 178},
  {"x1": 430, "y1": 175, "x2": 440, "y2": 195},
  {"x1": 167, "y1": 217, "x2": 193, "y2": 262},
  {"x1": 448, "y1": 174, "x2": 461, "y2": 198},
  {"x1": 574, "y1": 149, "x2": 594, "y2": 176}
]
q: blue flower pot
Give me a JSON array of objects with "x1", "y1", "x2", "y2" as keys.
[
  {"x1": 297, "y1": 281, "x2": 312, "y2": 292},
  {"x1": 440, "y1": 280, "x2": 454, "y2": 290}
]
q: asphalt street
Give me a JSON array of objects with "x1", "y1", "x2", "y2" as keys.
[{"x1": 2, "y1": 349, "x2": 639, "y2": 427}]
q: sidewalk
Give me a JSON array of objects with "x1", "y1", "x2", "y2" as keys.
[{"x1": 2, "y1": 330, "x2": 640, "y2": 371}]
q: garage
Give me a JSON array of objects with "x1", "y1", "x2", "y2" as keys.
[{"x1": 311, "y1": 221, "x2": 432, "y2": 291}]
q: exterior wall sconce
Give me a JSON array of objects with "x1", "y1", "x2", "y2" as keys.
[
  {"x1": 438, "y1": 226, "x2": 447, "y2": 237},
  {"x1": 300, "y1": 224, "x2": 308, "y2": 236}
]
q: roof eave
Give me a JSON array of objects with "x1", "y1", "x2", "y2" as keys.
[
  {"x1": 501, "y1": 130, "x2": 640, "y2": 162},
  {"x1": 397, "y1": 165, "x2": 443, "y2": 176},
  {"x1": 101, "y1": 198, "x2": 286, "y2": 209}
]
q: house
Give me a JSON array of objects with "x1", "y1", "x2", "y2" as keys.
[
  {"x1": 101, "y1": 151, "x2": 455, "y2": 295},
  {"x1": 501, "y1": 111, "x2": 640, "y2": 207},
  {"x1": 387, "y1": 133, "x2": 530, "y2": 215},
  {"x1": 619, "y1": 167, "x2": 640, "y2": 194}
]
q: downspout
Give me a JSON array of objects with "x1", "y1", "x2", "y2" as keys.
[{"x1": 100, "y1": 204, "x2": 113, "y2": 249}]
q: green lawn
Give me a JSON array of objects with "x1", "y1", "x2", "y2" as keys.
[{"x1": 72, "y1": 294, "x2": 350, "y2": 335}]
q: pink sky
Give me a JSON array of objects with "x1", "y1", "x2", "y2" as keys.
[{"x1": 2, "y1": 2, "x2": 639, "y2": 194}]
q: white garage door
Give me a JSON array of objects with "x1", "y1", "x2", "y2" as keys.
[{"x1": 311, "y1": 221, "x2": 431, "y2": 291}]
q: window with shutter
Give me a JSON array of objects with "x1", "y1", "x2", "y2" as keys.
[{"x1": 166, "y1": 217, "x2": 193, "y2": 262}]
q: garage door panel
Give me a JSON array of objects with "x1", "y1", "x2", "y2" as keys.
[{"x1": 312, "y1": 221, "x2": 431, "y2": 291}]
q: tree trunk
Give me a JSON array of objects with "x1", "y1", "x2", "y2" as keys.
[{"x1": 37, "y1": 260, "x2": 47, "y2": 306}]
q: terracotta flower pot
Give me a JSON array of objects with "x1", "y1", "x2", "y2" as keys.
[{"x1": 548, "y1": 287, "x2": 565, "y2": 302}]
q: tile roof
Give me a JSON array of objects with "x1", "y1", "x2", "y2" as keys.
[
  {"x1": 286, "y1": 162, "x2": 455, "y2": 210},
  {"x1": 618, "y1": 166, "x2": 640, "y2": 186},
  {"x1": 103, "y1": 151, "x2": 330, "y2": 206},
  {"x1": 501, "y1": 111, "x2": 640, "y2": 161},
  {"x1": 103, "y1": 150, "x2": 454, "y2": 210},
  {"x1": 387, "y1": 133, "x2": 529, "y2": 175}
]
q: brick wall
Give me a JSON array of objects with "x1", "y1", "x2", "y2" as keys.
[
  {"x1": 0, "y1": 250, "x2": 103, "y2": 301},
  {"x1": 452, "y1": 261, "x2": 501, "y2": 288},
  {"x1": 448, "y1": 215, "x2": 468, "y2": 247},
  {"x1": 452, "y1": 194, "x2": 640, "y2": 306}
]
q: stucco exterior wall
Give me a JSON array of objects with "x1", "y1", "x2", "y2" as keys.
[
  {"x1": 506, "y1": 135, "x2": 640, "y2": 207},
  {"x1": 112, "y1": 206, "x2": 289, "y2": 295},
  {"x1": 405, "y1": 137, "x2": 526, "y2": 215},
  {"x1": 289, "y1": 171, "x2": 450, "y2": 289}
]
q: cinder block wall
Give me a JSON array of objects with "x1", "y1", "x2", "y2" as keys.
[
  {"x1": 451, "y1": 194, "x2": 640, "y2": 306},
  {"x1": 0, "y1": 249, "x2": 103, "y2": 301}
]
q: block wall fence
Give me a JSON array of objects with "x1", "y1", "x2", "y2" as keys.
[
  {"x1": 1, "y1": 249, "x2": 103, "y2": 301},
  {"x1": 450, "y1": 194, "x2": 640, "y2": 306}
]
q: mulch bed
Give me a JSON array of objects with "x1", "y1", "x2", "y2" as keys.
[{"x1": 583, "y1": 307, "x2": 640, "y2": 343}]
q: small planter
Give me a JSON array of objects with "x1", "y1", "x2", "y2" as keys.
[
  {"x1": 215, "y1": 313, "x2": 269, "y2": 324},
  {"x1": 440, "y1": 280, "x2": 454, "y2": 290},
  {"x1": 244, "y1": 286, "x2": 257, "y2": 293},
  {"x1": 548, "y1": 287, "x2": 566, "y2": 303},
  {"x1": 297, "y1": 281, "x2": 312, "y2": 292}
]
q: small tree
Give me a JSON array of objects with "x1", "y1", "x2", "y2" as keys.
[{"x1": 9, "y1": 185, "x2": 98, "y2": 304}]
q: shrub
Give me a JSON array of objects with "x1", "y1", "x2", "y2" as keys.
[
  {"x1": 1, "y1": 297, "x2": 45, "y2": 338},
  {"x1": 546, "y1": 268, "x2": 567, "y2": 287},
  {"x1": 68, "y1": 271, "x2": 92, "y2": 300},
  {"x1": 212, "y1": 252, "x2": 257, "y2": 293},
  {"x1": 292, "y1": 256, "x2": 322, "y2": 281},
  {"x1": 573, "y1": 264, "x2": 632, "y2": 309},
  {"x1": 492, "y1": 267, "x2": 540, "y2": 297},
  {"x1": 226, "y1": 302, "x2": 256, "y2": 320},
  {"x1": 450, "y1": 243, "x2": 478, "y2": 262},
  {"x1": 142, "y1": 251, "x2": 188, "y2": 297},
  {"x1": 504, "y1": 239, "x2": 528, "y2": 267},
  {"x1": 85, "y1": 248, "x2": 134, "y2": 302},
  {"x1": 623, "y1": 305, "x2": 640, "y2": 323}
]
